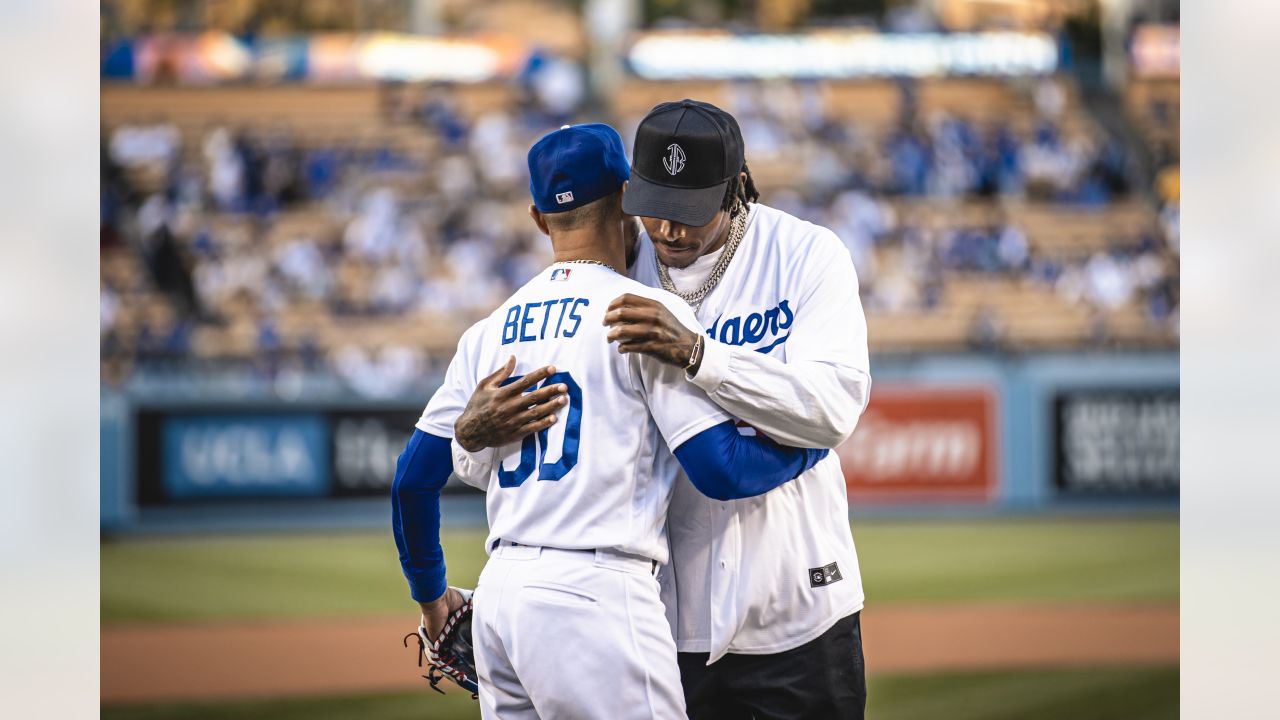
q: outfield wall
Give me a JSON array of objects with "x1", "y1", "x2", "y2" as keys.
[{"x1": 100, "y1": 351, "x2": 1178, "y2": 532}]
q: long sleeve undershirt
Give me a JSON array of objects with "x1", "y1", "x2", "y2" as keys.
[
  {"x1": 673, "y1": 420, "x2": 828, "y2": 501},
  {"x1": 391, "y1": 430, "x2": 452, "y2": 603}
]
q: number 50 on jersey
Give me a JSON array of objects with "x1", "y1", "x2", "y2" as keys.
[{"x1": 498, "y1": 372, "x2": 584, "y2": 488}]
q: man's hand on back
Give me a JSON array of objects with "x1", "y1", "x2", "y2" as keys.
[
  {"x1": 604, "y1": 294, "x2": 703, "y2": 374},
  {"x1": 454, "y1": 356, "x2": 567, "y2": 452}
]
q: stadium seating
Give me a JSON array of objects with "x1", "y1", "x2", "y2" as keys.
[
  {"x1": 100, "y1": 74, "x2": 1177, "y2": 385},
  {"x1": 1124, "y1": 78, "x2": 1179, "y2": 160}
]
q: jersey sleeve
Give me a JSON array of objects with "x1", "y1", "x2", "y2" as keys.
[
  {"x1": 415, "y1": 320, "x2": 486, "y2": 437},
  {"x1": 687, "y1": 229, "x2": 872, "y2": 449},
  {"x1": 636, "y1": 293, "x2": 734, "y2": 449},
  {"x1": 451, "y1": 438, "x2": 496, "y2": 492},
  {"x1": 779, "y1": 228, "x2": 871, "y2": 369}
]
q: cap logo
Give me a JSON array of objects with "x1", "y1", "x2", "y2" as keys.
[
  {"x1": 663, "y1": 143, "x2": 686, "y2": 176},
  {"x1": 555, "y1": 191, "x2": 574, "y2": 204}
]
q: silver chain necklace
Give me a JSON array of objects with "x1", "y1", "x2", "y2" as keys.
[
  {"x1": 656, "y1": 204, "x2": 749, "y2": 311},
  {"x1": 558, "y1": 258, "x2": 618, "y2": 274}
]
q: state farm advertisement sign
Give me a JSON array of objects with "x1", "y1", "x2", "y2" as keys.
[{"x1": 836, "y1": 386, "x2": 998, "y2": 502}]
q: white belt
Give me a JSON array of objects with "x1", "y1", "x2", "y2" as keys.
[{"x1": 491, "y1": 539, "x2": 658, "y2": 576}]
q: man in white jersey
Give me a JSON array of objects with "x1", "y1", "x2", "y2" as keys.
[
  {"x1": 451, "y1": 101, "x2": 873, "y2": 719},
  {"x1": 393, "y1": 123, "x2": 829, "y2": 719}
]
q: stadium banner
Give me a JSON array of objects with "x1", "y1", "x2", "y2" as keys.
[
  {"x1": 834, "y1": 386, "x2": 998, "y2": 502},
  {"x1": 627, "y1": 30, "x2": 1057, "y2": 80},
  {"x1": 1054, "y1": 389, "x2": 1179, "y2": 495},
  {"x1": 329, "y1": 409, "x2": 418, "y2": 497},
  {"x1": 101, "y1": 32, "x2": 526, "y2": 84},
  {"x1": 138, "y1": 407, "x2": 478, "y2": 505},
  {"x1": 161, "y1": 414, "x2": 329, "y2": 500},
  {"x1": 327, "y1": 408, "x2": 481, "y2": 496}
]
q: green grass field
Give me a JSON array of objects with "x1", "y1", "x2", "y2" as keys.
[
  {"x1": 102, "y1": 516, "x2": 1178, "y2": 624},
  {"x1": 102, "y1": 516, "x2": 1179, "y2": 717},
  {"x1": 102, "y1": 667, "x2": 1179, "y2": 720}
]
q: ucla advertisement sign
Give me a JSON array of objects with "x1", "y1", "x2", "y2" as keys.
[
  {"x1": 136, "y1": 408, "x2": 471, "y2": 505},
  {"x1": 162, "y1": 415, "x2": 330, "y2": 499}
]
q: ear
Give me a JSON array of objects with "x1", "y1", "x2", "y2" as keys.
[
  {"x1": 738, "y1": 171, "x2": 747, "y2": 185},
  {"x1": 618, "y1": 182, "x2": 630, "y2": 218},
  {"x1": 529, "y1": 204, "x2": 551, "y2": 237}
]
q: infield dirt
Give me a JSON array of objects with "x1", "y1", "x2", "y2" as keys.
[{"x1": 102, "y1": 602, "x2": 1177, "y2": 703}]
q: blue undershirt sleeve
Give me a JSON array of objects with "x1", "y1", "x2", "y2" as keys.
[
  {"x1": 673, "y1": 420, "x2": 829, "y2": 501},
  {"x1": 391, "y1": 430, "x2": 453, "y2": 603}
]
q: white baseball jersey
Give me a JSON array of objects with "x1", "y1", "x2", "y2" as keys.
[
  {"x1": 417, "y1": 262, "x2": 731, "y2": 564},
  {"x1": 630, "y1": 203, "x2": 872, "y2": 663},
  {"x1": 426, "y1": 204, "x2": 874, "y2": 665}
]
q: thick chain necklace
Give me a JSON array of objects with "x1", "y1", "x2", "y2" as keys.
[
  {"x1": 558, "y1": 258, "x2": 618, "y2": 274},
  {"x1": 656, "y1": 204, "x2": 749, "y2": 311}
]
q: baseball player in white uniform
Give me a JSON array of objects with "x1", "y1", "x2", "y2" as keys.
[
  {"x1": 394, "y1": 123, "x2": 829, "y2": 719},
  {"x1": 450, "y1": 100, "x2": 873, "y2": 719}
]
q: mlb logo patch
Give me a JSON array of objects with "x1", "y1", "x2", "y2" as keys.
[
  {"x1": 556, "y1": 191, "x2": 574, "y2": 205},
  {"x1": 550, "y1": 268, "x2": 572, "y2": 281}
]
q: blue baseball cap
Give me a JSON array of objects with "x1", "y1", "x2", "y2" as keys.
[{"x1": 528, "y1": 123, "x2": 630, "y2": 214}]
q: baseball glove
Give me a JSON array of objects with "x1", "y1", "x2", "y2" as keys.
[{"x1": 404, "y1": 587, "x2": 479, "y2": 698}]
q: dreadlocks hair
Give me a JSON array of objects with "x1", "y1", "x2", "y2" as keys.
[{"x1": 721, "y1": 162, "x2": 760, "y2": 219}]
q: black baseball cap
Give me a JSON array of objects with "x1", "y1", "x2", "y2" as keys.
[{"x1": 622, "y1": 99, "x2": 745, "y2": 227}]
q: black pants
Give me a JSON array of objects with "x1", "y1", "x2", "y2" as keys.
[{"x1": 677, "y1": 612, "x2": 866, "y2": 720}]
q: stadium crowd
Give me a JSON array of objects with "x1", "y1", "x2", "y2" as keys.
[{"x1": 101, "y1": 76, "x2": 1178, "y2": 394}]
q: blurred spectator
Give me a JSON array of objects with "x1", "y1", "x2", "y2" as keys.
[
  {"x1": 139, "y1": 194, "x2": 203, "y2": 318},
  {"x1": 471, "y1": 112, "x2": 526, "y2": 190},
  {"x1": 100, "y1": 283, "x2": 120, "y2": 338},
  {"x1": 1155, "y1": 165, "x2": 1180, "y2": 252},
  {"x1": 518, "y1": 50, "x2": 586, "y2": 124},
  {"x1": 1083, "y1": 250, "x2": 1135, "y2": 310},
  {"x1": 827, "y1": 188, "x2": 891, "y2": 283},
  {"x1": 275, "y1": 237, "x2": 331, "y2": 300},
  {"x1": 1155, "y1": 165, "x2": 1179, "y2": 205},
  {"x1": 343, "y1": 188, "x2": 426, "y2": 265},
  {"x1": 1033, "y1": 78, "x2": 1066, "y2": 120},
  {"x1": 203, "y1": 126, "x2": 246, "y2": 212},
  {"x1": 134, "y1": 299, "x2": 192, "y2": 364},
  {"x1": 996, "y1": 224, "x2": 1030, "y2": 272},
  {"x1": 417, "y1": 85, "x2": 469, "y2": 148},
  {"x1": 968, "y1": 307, "x2": 1006, "y2": 353},
  {"x1": 260, "y1": 125, "x2": 301, "y2": 209},
  {"x1": 886, "y1": 127, "x2": 930, "y2": 195},
  {"x1": 333, "y1": 344, "x2": 424, "y2": 399},
  {"x1": 109, "y1": 117, "x2": 180, "y2": 168}
]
